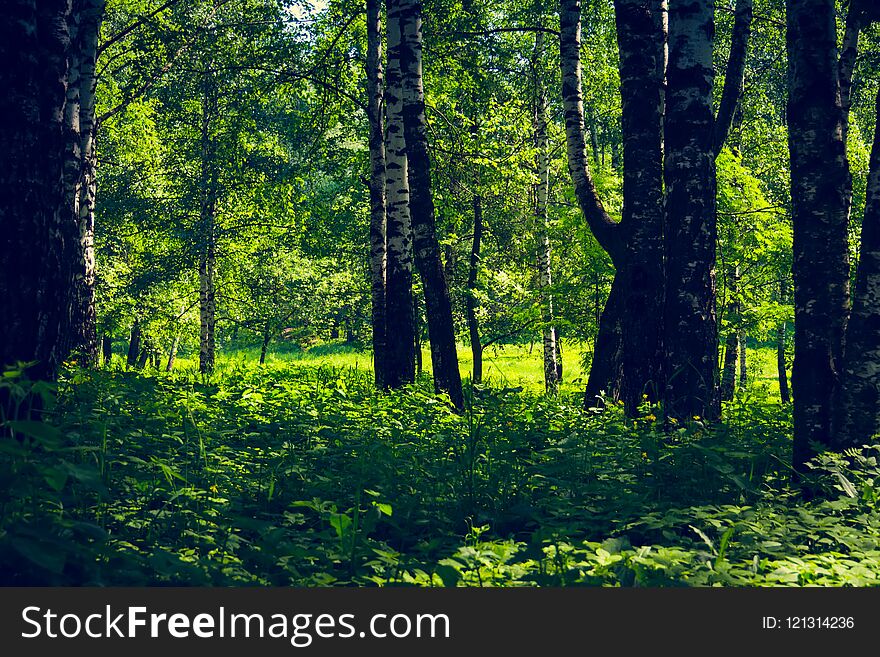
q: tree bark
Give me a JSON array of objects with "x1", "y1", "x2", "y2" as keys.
[
  {"x1": 584, "y1": 276, "x2": 625, "y2": 406},
  {"x1": 102, "y1": 333, "x2": 113, "y2": 365},
  {"x1": 466, "y1": 195, "x2": 483, "y2": 384},
  {"x1": 720, "y1": 331, "x2": 738, "y2": 401},
  {"x1": 260, "y1": 320, "x2": 271, "y2": 365},
  {"x1": 833, "y1": 85, "x2": 880, "y2": 449},
  {"x1": 166, "y1": 334, "x2": 179, "y2": 372},
  {"x1": 533, "y1": 33, "x2": 559, "y2": 394},
  {"x1": 737, "y1": 329, "x2": 747, "y2": 389},
  {"x1": 777, "y1": 321, "x2": 790, "y2": 404},
  {"x1": 786, "y1": 0, "x2": 851, "y2": 470},
  {"x1": 560, "y1": 0, "x2": 621, "y2": 257},
  {"x1": 198, "y1": 71, "x2": 218, "y2": 375},
  {"x1": 712, "y1": 0, "x2": 752, "y2": 157},
  {"x1": 397, "y1": 0, "x2": 463, "y2": 409},
  {"x1": 136, "y1": 337, "x2": 151, "y2": 370},
  {"x1": 71, "y1": 0, "x2": 104, "y2": 366},
  {"x1": 367, "y1": 0, "x2": 388, "y2": 389},
  {"x1": 0, "y1": 0, "x2": 76, "y2": 381},
  {"x1": 614, "y1": 0, "x2": 666, "y2": 414},
  {"x1": 384, "y1": 0, "x2": 416, "y2": 388},
  {"x1": 720, "y1": 268, "x2": 740, "y2": 401},
  {"x1": 663, "y1": 0, "x2": 719, "y2": 422},
  {"x1": 560, "y1": 0, "x2": 623, "y2": 407},
  {"x1": 126, "y1": 321, "x2": 141, "y2": 368}
]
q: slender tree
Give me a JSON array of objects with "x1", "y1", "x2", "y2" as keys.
[
  {"x1": 465, "y1": 194, "x2": 484, "y2": 383},
  {"x1": 384, "y1": 0, "x2": 417, "y2": 388},
  {"x1": 786, "y1": 0, "x2": 851, "y2": 469},
  {"x1": 397, "y1": 0, "x2": 464, "y2": 409},
  {"x1": 69, "y1": 0, "x2": 105, "y2": 367},
  {"x1": 367, "y1": 0, "x2": 388, "y2": 388},
  {"x1": 198, "y1": 70, "x2": 218, "y2": 375},
  {"x1": 533, "y1": 31, "x2": 559, "y2": 394},
  {"x1": 833, "y1": 84, "x2": 880, "y2": 449}
]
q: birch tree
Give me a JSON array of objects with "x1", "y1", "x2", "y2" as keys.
[
  {"x1": 367, "y1": 0, "x2": 388, "y2": 388},
  {"x1": 396, "y1": 0, "x2": 464, "y2": 409},
  {"x1": 384, "y1": 0, "x2": 417, "y2": 388},
  {"x1": 786, "y1": 0, "x2": 852, "y2": 469}
]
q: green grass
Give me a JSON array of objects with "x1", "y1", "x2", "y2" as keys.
[{"x1": 169, "y1": 340, "x2": 590, "y2": 395}]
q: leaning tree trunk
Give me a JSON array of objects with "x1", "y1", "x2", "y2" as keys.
[
  {"x1": 397, "y1": 0, "x2": 464, "y2": 410},
  {"x1": 384, "y1": 0, "x2": 416, "y2": 389},
  {"x1": 712, "y1": 0, "x2": 753, "y2": 156},
  {"x1": 786, "y1": 0, "x2": 851, "y2": 470},
  {"x1": 833, "y1": 84, "x2": 880, "y2": 449},
  {"x1": 367, "y1": 0, "x2": 388, "y2": 389},
  {"x1": 663, "y1": 0, "x2": 719, "y2": 423},
  {"x1": 166, "y1": 334, "x2": 179, "y2": 372},
  {"x1": 560, "y1": 0, "x2": 625, "y2": 407},
  {"x1": 0, "y1": 0, "x2": 76, "y2": 381},
  {"x1": 533, "y1": 37, "x2": 559, "y2": 395},
  {"x1": 465, "y1": 195, "x2": 483, "y2": 384},
  {"x1": 561, "y1": 0, "x2": 666, "y2": 414}
]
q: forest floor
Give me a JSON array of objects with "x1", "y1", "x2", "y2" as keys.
[{"x1": 3, "y1": 345, "x2": 880, "y2": 586}]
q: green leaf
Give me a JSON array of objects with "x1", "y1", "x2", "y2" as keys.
[
  {"x1": 6, "y1": 420, "x2": 62, "y2": 448},
  {"x1": 329, "y1": 513, "x2": 352, "y2": 540},
  {"x1": 41, "y1": 466, "x2": 68, "y2": 492},
  {"x1": 434, "y1": 564, "x2": 461, "y2": 587}
]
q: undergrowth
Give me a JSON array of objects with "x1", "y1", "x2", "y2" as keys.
[{"x1": 2, "y1": 361, "x2": 879, "y2": 586}]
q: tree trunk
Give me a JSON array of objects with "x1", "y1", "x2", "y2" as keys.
[
  {"x1": 554, "y1": 328, "x2": 563, "y2": 381},
  {"x1": 259, "y1": 320, "x2": 271, "y2": 365},
  {"x1": 533, "y1": 36, "x2": 559, "y2": 394},
  {"x1": 126, "y1": 321, "x2": 141, "y2": 368},
  {"x1": 414, "y1": 293, "x2": 423, "y2": 375},
  {"x1": 367, "y1": 0, "x2": 388, "y2": 389},
  {"x1": 833, "y1": 84, "x2": 880, "y2": 449},
  {"x1": 560, "y1": 0, "x2": 620, "y2": 257},
  {"x1": 777, "y1": 322, "x2": 790, "y2": 404},
  {"x1": 713, "y1": 0, "x2": 753, "y2": 156},
  {"x1": 584, "y1": 277, "x2": 625, "y2": 406},
  {"x1": 720, "y1": 331, "x2": 738, "y2": 402},
  {"x1": 71, "y1": 0, "x2": 104, "y2": 367},
  {"x1": 166, "y1": 335, "x2": 179, "y2": 372},
  {"x1": 720, "y1": 266, "x2": 740, "y2": 402},
  {"x1": 397, "y1": 0, "x2": 463, "y2": 409},
  {"x1": 384, "y1": 0, "x2": 416, "y2": 388},
  {"x1": 738, "y1": 330, "x2": 747, "y2": 389},
  {"x1": 102, "y1": 333, "x2": 113, "y2": 365},
  {"x1": 136, "y1": 337, "x2": 151, "y2": 370},
  {"x1": 560, "y1": 0, "x2": 623, "y2": 407},
  {"x1": 466, "y1": 195, "x2": 483, "y2": 384},
  {"x1": 0, "y1": 0, "x2": 76, "y2": 381},
  {"x1": 198, "y1": 71, "x2": 218, "y2": 376},
  {"x1": 614, "y1": 0, "x2": 666, "y2": 414},
  {"x1": 663, "y1": 0, "x2": 719, "y2": 422},
  {"x1": 786, "y1": 0, "x2": 851, "y2": 470}
]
